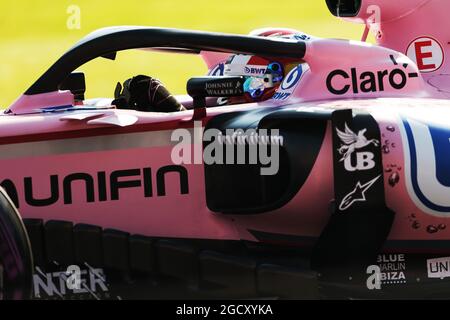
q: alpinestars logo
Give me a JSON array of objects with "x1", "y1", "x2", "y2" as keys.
[
  {"x1": 339, "y1": 175, "x2": 381, "y2": 211},
  {"x1": 336, "y1": 123, "x2": 379, "y2": 171}
]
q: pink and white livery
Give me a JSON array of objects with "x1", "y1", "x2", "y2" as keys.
[{"x1": 2, "y1": 0, "x2": 450, "y2": 299}]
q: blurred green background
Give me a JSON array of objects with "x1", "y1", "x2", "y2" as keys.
[{"x1": 0, "y1": 0, "x2": 364, "y2": 107}]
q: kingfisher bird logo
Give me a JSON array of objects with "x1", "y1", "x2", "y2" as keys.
[{"x1": 336, "y1": 123, "x2": 380, "y2": 162}]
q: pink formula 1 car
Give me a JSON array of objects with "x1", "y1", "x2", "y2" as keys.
[{"x1": 2, "y1": 0, "x2": 450, "y2": 300}]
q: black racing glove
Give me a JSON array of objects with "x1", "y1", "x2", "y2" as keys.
[{"x1": 112, "y1": 75, "x2": 186, "y2": 112}]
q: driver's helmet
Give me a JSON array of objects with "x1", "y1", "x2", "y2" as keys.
[
  {"x1": 220, "y1": 28, "x2": 311, "y2": 104},
  {"x1": 223, "y1": 55, "x2": 284, "y2": 102}
]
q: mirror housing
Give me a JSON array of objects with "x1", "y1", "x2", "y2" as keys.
[{"x1": 58, "y1": 72, "x2": 86, "y2": 101}]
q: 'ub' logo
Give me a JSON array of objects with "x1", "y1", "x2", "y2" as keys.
[
  {"x1": 344, "y1": 152, "x2": 376, "y2": 172},
  {"x1": 336, "y1": 123, "x2": 378, "y2": 172},
  {"x1": 402, "y1": 116, "x2": 450, "y2": 215}
]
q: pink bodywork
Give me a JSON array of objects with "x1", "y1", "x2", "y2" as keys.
[
  {"x1": 343, "y1": 0, "x2": 450, "y2": 95},
  {"x1": 2, "y1": 0, "x2": 450, "y2": 253}
]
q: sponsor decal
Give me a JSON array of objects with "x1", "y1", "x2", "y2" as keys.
[
  {"x1": 336, "y1": 123, "x2": 379, "y2": 171},
  {"x1": 406, "y1": 36, "x2": 444, "y2": 73},
  {"x1": 339, "y1": 175, "x2": 381, "y2": 211},
  {"x1": 292, "y1": 33, "x2": 311, "y2": 41},
  {"x1": 244, "y1": 66, "x2": 267, "y2": 75},
  {"x1": 272, "y1": 64, "x2": 308, "y2": 101},
  {"x1": 278, "y1": 33, "x2": 312, "y2": 41},
  {"x1": 401, "y1": 115, "x2": 450, "y2": 215},
  {"x1": 33, "y1": 264, "x2": 110, "y2": 300},
  {"x1": 326, "y1": 55, "x2": 419, "y2": 95},
  {"x1": 377, "y1": 254, "x2": 407, "y2": 285},
  {"x1": 272, "y1": 92, "x2": 292, "y2": 101},
  {"x1": 367, "y1": 254, "x2": 408, "y2": 289},
  {"x1": 0, "y1": 165, "x2": 189, "y2": 208},
  {"x1": 331, "y1": 111, "x2": 388, "y2": 215},
  {"x1": 313, "y1": 111, "x2": 393, "y2": 271},
  {"x1": 281, "y1": 65, "x2": 304, "y2": 90},
  {"x1": 427, "y1": 257, "x2": 450, "y2": 279},
  {"x1": 205, "y1": 78, "x2": 243, "y2": 96}
]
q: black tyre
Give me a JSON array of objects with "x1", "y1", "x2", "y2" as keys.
[{"x1": 0, "y1": 187, "x2": 34, "y2": 299}]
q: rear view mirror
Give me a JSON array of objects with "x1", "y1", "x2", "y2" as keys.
[
  {"x1": 326, "y1": 0, "x2": 362, "y2": 17},
  {"x1": 186, "y1": 76, "x2": 245, "y2": 120},
  {"x1": 187, "y1": 76, "x2": 245, "y2": 106},
  {"x1": 59, "y1": 72, "x2": 86, "y2": 101}
]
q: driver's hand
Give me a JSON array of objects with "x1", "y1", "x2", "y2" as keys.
[{"x1": 113, "y1": 75, "x2": 186, "y2": 112}]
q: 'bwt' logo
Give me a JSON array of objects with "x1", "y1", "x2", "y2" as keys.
[{"x1": 244, "y1": 66, "x2": 266, "y2": 75}]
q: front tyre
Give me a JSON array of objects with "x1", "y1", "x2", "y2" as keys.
[{"x1": 0, "y1": 187, "x2": 33, "y2": 299}]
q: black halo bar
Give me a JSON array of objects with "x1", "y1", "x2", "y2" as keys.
[{"x1": 25, "y1": 26, "x2": 307, "y2": 95}]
